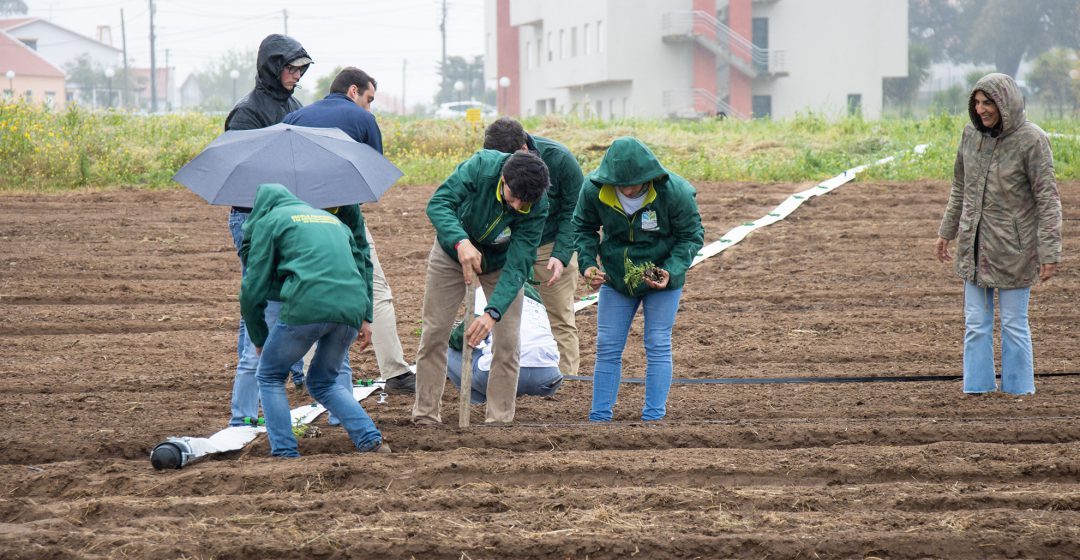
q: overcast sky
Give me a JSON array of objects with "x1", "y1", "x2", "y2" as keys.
[{"x1": 25, "y1": 0, "x2": 486, "y2": 108}]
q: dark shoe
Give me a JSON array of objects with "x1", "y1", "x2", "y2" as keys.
[{"x1": 385, "y1": 372, "x2": 416, "y2": 394}]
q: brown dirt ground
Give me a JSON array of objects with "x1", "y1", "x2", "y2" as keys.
[{"x1": 0, "y1": 179, "x2": 1078, "y2": 559}]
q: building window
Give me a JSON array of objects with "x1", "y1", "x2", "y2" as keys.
[
  {"x1": 623, "y1": 97, "x2": 630, "y2": 117},
  {"x1": 584, "y1": 23, "x2": 591, "y2": 55},
  {"x1": 751, "y1": 18, "x2": 769, "y2": 72},
  {"x1": 752, "y1": 95, "x2": 772, "y2": 118},
  {"x1": 571, "y1": 26, "x2": 578, "y2": 57},
  {"x1": 594, "y1": 99, "x2": 603, "y2": 119},
  {"x1": 609, "y1": 98, "x2": 615, "y2": 119},
  {"x1": 2, "y1": 89, "x2": 12, "y2": 100},
  {"x1": 44, "y1": 91, "x2": 56, "y2": 108},
  {"x1": 847, "y1": 94, "x2": 862, "y2": 116},
  {"x1": 536, "y1": 37, "x2": 543, "y2": 67},
  {"x1": 526, "y1": 41, "x2": 533, "y2": 69},
  {"x1": 24, "y1": 90, "x2": 32, "y2": 103},
  {"x1": 558, "y1": 29, "x2": 564, "y2": 59},
  {"x1": 547, "y1": 32, "x2": 553, "y2": 61},
  {"x1": 597, "y1": 21, "x2": 604, "y2": 53}
]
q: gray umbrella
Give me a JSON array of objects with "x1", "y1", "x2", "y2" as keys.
[{"x1": 173, "y1": 123, "x2": 403, "y2": 208}]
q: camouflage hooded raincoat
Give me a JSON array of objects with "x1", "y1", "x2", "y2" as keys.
[{"x1": 938, "y1": 73, "x2": 1062, "y2": 289}]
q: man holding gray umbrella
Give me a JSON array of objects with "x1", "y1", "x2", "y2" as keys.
[
  {"x1": 283, "y1": 67, "x2": 417, "y2": 394},
  {"x1": 223, "y1": 34, "x2": 311, "y2": 427}
]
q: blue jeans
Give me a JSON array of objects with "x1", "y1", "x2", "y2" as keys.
[
  {"x1": 228, "y1": 210, "x2": 308, "y2": 426},
  {"x1": 447, "y1": 347, "x2": 563, "y2": 404},
  {"x1": 590, "y1": 285, "x2": 682, "y2": 422},
  {"x1": 963, "y1": 281, "x2": 1035, "y2": 394},
  {"x1": 256, "y1": 321, "x2": 382, "y2": 457}
]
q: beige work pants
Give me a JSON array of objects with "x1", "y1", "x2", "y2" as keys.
[{"x1": 533, "y1": 242, "x2": 580, "y2": 375}]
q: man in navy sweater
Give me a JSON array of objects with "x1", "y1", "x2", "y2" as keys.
[{"x1": 284, "y1": 68, "x2": 417, "y2": 393}]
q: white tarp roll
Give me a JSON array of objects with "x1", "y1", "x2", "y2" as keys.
[{"x1": 150, "y1": 383, "x2": 383, "y2": 469}]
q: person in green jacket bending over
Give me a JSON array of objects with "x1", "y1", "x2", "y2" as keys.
[
  {"x1": 241, "y1": 184, "x2": 388, "y2": 457},
  {"x1": 573, "y1": 138, "x2": 704, "y2": 422},
  {"x1": 413, "y1": 151, "x2": 550, "y2": 425}
]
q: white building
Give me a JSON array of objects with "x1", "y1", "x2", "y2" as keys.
[
  {"x1": 485, "y1": 0, "x2": 908, "y2": 120},
  {"x1": 0, "y1": 17, "x2": 122, "y2": 105}
]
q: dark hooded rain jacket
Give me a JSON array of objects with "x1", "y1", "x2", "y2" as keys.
[{"x1": 224, "y1": 34, "x2": 311, "y2": 132}]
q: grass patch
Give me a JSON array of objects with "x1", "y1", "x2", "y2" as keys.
[{"x1": 2, "y1": 101, "x2": 1077, "y2": 193}]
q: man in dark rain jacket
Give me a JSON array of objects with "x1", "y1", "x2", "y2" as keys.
[
  {"x1": 413, "y1": 151, "x2": 550, "y2": 426},
  {"x1": 225, "y1": 33, "x2": 312, "y2": 428}
]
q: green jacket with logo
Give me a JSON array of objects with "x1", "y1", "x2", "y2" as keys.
[
  {"x1": 240, "y1": 184, "x2": 372, "y2": 347},
  {"x1": 573, "y1": 137, "x2": 704, "y2": 297},
  {"x1": 427, "y1": 149, "x2": 549, "y2": 316},
  {"x1": 529, "y1": 135, "x2": 584, "y2": 265}
]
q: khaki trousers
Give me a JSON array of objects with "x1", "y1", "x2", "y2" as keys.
[
  {"x1": 413, "y1": 242, "x2": 524, "y2": 424},
  {"x1": 533, "y1": 243, "x2": 580, "y2": 375},
  {"x1": 366, "y1": 226, "x2": 412, "y2": 379}
]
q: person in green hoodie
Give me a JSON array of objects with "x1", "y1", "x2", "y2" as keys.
[
  {"x1": 413, "y1": 150, "x2": 550, "y2": 425},
  {"x1": 241, "y1": 184, "x2": 387, "y2": 457},
  {"x1": 573, "y1": 137, "x2": 704, "y2": 422}
]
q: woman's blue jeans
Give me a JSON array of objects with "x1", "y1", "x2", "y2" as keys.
[
  {"x1": 963, "y1": 281, "x2": 1035, "y2": 394},
  {"x1": 590, "y1": 285, "x2": 682, "y2": 422},
  {"x1": 256, "y1": 321, "x2": 382, "y2": 458}
]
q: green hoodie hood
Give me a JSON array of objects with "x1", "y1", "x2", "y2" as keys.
[
  {"x1": 588, "y1": 137, "x2": 670, "y2": 187},
  {"x1": 242, "y1": 183, "x2": 304, "y2": 241},
  {"x1": 969, "y1": 73, "x2": 1026, "y2": 138}
]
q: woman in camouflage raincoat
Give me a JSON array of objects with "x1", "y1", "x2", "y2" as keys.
[{"x1": 935, "y1": 73, "x2": 1062, "y2": 394}]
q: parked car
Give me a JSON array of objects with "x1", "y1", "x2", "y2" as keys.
[{"x1": 434, "y1": 101, "x2": 497, "y2": 119}]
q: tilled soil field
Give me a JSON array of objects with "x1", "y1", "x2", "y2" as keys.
[{"x1": 0, "y1": 179, "x2": 1077, "y2": 559}]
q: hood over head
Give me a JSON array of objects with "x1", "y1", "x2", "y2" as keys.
[
  {"x1": 242, "y1": 183, "x2": 305, "y2": 236},
  {"x1": 969, "y1": 73, "x2": 1025, "y2": 137},
  {"x1": 588, "y1": 137, "x2": 670, "y2": 187},
  {"x1": 255, "y1": 34, "x2": 311, "y2": 101}
]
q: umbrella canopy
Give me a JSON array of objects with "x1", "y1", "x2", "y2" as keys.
[{"x1": 173, "y1": 123, "x2": 403, "y2": 208}]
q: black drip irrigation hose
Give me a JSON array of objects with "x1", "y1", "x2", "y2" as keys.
[{"x1": 563, "y1": 372, "x2": 1080, "y2": 385}]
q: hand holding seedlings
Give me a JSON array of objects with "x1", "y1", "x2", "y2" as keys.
[
  {"x1": 584, "y1": 266, "x2": 607, "y2": 289},
  {"x1": 624, "y1": 258, "x2": 667, "y2": 290}
]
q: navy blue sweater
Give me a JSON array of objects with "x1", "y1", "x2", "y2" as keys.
[{"x1": 283, "y1": 93, "x2": 383, "y2": 153}]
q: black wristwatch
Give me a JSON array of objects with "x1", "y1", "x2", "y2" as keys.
[{"x1": 485, "y1": 308, "x2": 501, "y2": 322}]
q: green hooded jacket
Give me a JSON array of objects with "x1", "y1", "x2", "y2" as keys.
[
  {"x1": 938, "y1": 73, "x2": 1062, "y2": 288},
  {"x1": 240, "y1": 184, "x2": 371, "y2": 347},
  {"x1": 573, "y1": 137, "x2": 704, "y2": 297},
  {"x1": 528, "y1": 135, "x2": 584, "y2": 265},
  {"x1": 427, "y1": 149, "x2": 549, "y2": 316}
]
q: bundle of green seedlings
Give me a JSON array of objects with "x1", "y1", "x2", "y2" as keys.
[{"x1": 623, "y1": 257, "x2": 664, "y2": 291}]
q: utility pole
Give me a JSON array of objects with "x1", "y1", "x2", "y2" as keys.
[
  {"x1": 402, "y1": 59, "x2": 407, "y2": 115},
  {"x1": 440, "y1": 0, "x2": 447, "y2": 97},
  {"x1": 283, "y1": 9, "x2": 288, "y2": 35},
  {"x1": 121, "y1": 8, "x2": 129, "y2": 109},
  {"x1": 149, "y1": 0, "x2": 157, "y2": 112},
  {"x1": 164, "y1": 48, "x2": 170, "y2": 111}
]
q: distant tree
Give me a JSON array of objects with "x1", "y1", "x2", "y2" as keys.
[
  {"x1": 1026, "y1": 48, "x2": 1079, "y2": 117},
  {"x1": 884, "y1": 43, "x2": 933, "y2": 113},
  {"x1": 0, "y1": 0, "x2": 28, "y2": 16},
  {"x1": 435, "y1": 55, "x2": 486, "y2": 104},
  {"x1": 63, "y1": 53, "x2": 142, "y2": 108},
  {"x1": 310, "y1": 66, "x2": 345, "y2": 101},
  {"x1": 964, "y1": 0, "x2": 1080, "y2": 77},
  {"x1": 909, "y1": 0, "x2": 973, "y2": 63},
  {"x1": 188, "y1": 49, "x2": 257, "y2": 112}
]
